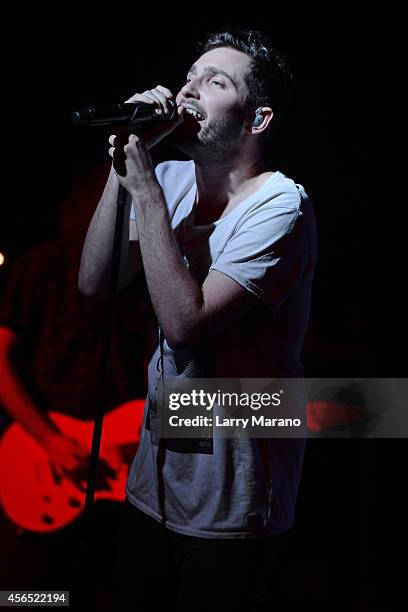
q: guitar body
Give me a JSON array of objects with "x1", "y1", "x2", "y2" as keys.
[{"x1": 0, "y1": 400, "x2": 145, "y2": 533}]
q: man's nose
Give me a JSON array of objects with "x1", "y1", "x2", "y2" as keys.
[{"x1": 180, "y1": 78, "x2": 200, "y2": 99}]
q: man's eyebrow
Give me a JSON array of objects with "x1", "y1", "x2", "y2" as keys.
[{"x1": 187, "y1": 64, "x2": 238, "y2": 88}]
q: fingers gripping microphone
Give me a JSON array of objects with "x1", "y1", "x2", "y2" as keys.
[{"x1": 71, "y1": 100, "x2": 177, "y2": 127}]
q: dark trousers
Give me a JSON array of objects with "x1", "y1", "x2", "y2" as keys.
[{"x1": 114, "y1": 499, "x2": 287, "y2": 612}]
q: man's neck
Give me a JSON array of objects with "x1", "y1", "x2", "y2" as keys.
[{"x1": 193, "y1": 157, "x2": 273, "y2": 224}]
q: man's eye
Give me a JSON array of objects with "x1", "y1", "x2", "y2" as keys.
[{"x1": 211, "y1": 80, "x2": 224, "y2": 88}]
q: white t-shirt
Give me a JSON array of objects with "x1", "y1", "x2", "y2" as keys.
[{"x1": 127, "y1": 159, "x2": 317, "y2": 538}]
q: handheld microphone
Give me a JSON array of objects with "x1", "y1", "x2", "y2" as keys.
[{"x1": 71, "y1": 100, "x2": 177, "y2": 127}]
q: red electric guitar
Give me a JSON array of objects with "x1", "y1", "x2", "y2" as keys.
[{"x1": 0, "y1": 400, "x2": 145, "y2": 533}]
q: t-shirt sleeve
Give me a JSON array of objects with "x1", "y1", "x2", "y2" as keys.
[{"x1": 209, "y1": 192, "x2": 309, "y2": 313}]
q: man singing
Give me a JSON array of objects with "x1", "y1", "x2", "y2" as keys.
[{"x1": 79, "y1": 27, "x2": 317, "y2": 612}]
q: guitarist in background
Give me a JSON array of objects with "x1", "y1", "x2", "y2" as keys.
[{"x1": 0, "y1": 162, "x2": 151, "y2": 610}]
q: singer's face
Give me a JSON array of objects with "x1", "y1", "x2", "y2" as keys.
[{"x1": 172, "y1": 47, "x2": 252, "y2": 161}]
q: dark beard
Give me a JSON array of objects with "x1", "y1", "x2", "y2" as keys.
[{"x1": 168, "y1": 109, "x2": 246, "y2": 163}]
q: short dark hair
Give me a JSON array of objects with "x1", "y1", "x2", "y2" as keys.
[{"x1": 196, "y1": 27, "x2": 296, "y2": 139}]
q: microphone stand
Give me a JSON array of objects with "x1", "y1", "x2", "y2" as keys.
[{"x1": 74, "y1": 120, "x2": 141, "y2": 612}]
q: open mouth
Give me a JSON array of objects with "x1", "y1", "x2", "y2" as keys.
[{"x1": 183, "y1": 106, "x2": 205, "y2": 122}]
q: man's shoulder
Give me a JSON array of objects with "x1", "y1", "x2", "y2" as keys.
[
  {"x1": 233, "y1": 171, "x2": 302, "y2": 230},
  {"x1": 242, "y1": 171, "x2": 316, "y2": 236},
  {"x1": 260, "y1": 171, "x2": 304, "y2": 211}
]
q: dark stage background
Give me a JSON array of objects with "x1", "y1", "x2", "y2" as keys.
[{"x1": 0, "y1": 8, "x2": 402, "y2": 612}]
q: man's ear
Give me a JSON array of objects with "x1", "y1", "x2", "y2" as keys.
[{"x1": 245, "y1": 107, "x2": 274, "y2": 134}]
